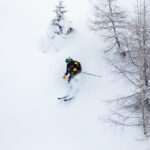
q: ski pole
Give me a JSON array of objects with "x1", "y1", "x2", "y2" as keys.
[{"x1": 82, "y1": 72, "x2": 101, "y2": 78}]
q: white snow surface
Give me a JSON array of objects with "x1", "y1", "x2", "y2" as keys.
[{"x1": 0, "y1": 0, "x2": 149, "y2": 150}]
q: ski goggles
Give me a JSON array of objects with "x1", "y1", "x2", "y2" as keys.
[{"x1": 65, "y1": 58, "x2": 71, "y2": 62}]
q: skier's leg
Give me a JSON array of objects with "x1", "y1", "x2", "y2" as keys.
[
  {"x1": 68, "y1": 73, "x2": 82, "y2": 97},
  {"x1": 73, "y1": 72, "x2": 79, "y2": 82},
  {"x1": 68, "y1": 72, "x2": 74, "y2": 83},
  {"x1": 68, "y1": 75, "x2": 72, "y2": 83}
]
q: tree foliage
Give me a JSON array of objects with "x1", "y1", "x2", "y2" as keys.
[
  {"x1": 91, "y1": 0, "x2": 150, "y2": 136},
  {"x1": 47, "y1": 1, "x2": 74, "y2": 39}
]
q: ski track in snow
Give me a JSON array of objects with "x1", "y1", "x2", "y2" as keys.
[{"x1": 0, "y1": 0, "x2": 149, "y2": 150}]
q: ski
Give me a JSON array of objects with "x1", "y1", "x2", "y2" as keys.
[
  {"x1": 63, "y1": 97, "x2": 75, "y2": 101},
  {"x1": 57, "y1": 95, "x2": 68, "y2": 100}
]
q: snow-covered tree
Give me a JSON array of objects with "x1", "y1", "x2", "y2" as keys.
[
  {"x1": 117, "y1": 0, "x2": 150, "y2": 136},
  {"x1": 90, "y1": 0, "x2": 127, "y2": 57},
  {"x1": 91, "y1": 0, "x2": 150, "y2": 136},
  {"x1": 47, "y1": 1, "x2": 74, "y2": 39}
]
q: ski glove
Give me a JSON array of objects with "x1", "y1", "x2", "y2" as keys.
[{"x1": 63, "y1": 75, "x2": 66, "y2": 79}]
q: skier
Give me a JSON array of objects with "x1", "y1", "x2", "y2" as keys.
[{"x1": 63, "y1": 58, "x2": 82, "y2": 82}]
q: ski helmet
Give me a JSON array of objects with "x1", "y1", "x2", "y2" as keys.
[{"x1": 65, "y1": 58, "x2": 71, "y2": 62}]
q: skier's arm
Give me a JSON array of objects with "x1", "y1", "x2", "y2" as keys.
[
  {"x1": 65, "y1": 65, "x2": 69, "y2": 75},
  {"x1": 63, "y1": 67, "x2": 68, "y2": 79}
]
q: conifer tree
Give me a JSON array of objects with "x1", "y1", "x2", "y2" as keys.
[{"x1": 48, "y1": 1, "x2": 74, "y2": 39}]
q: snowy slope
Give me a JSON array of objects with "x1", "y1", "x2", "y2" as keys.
[{"x1": 0, "y1": 0, "x2": 149, "y2": 150}]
